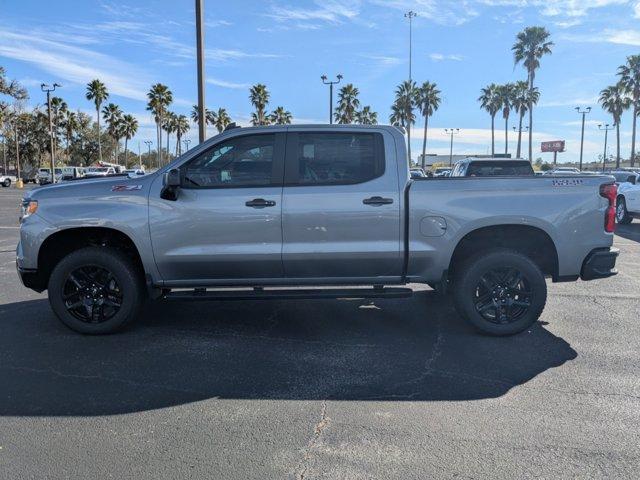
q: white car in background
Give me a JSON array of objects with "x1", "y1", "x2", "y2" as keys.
[
  {"x1": 124, "y1": 168, "x2": 146, "y2": 176},
  {"x1": 0, "y1": 173, "x2": 17, "y2": 187},
  {"x1": 544, "y1": 167, "x2": 581, "y2": 175},
  {"x1": 614, "y1": 171, "x2": 640, "y2": 224},
  {"x1": 84, "y1": 166, "x2": 116, "y2": 177}
]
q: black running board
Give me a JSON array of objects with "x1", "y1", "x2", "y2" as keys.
[{"x1": 163, "y1": 287, "x2": 413, "y2": 301}]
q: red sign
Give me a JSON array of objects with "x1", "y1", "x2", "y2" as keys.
[{"x1": 541, "y1": 140, "x2": 565, "y2": 153}]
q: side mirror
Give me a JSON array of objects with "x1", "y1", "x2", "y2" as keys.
[{"x1": 161, "y1": 168, "x2": 181, "y2": 201}]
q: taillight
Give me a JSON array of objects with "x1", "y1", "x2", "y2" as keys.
[{"x1": 599, "y1": 183, "x2": 617, "y2": 233}]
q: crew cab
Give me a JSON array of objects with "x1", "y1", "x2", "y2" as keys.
[
  {"x1": 17, "y1": 125, "x2": 619, "y2": 336},
  {"x1": 614, "y1": 171, "x2": 640, "y2": 224}
]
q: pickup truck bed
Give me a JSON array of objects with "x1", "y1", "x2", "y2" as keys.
[{"x1": 17, "y1": 125, "x2": 618, "y2": 336}]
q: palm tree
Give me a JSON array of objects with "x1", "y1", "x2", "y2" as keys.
[
  {"x1": 120, "y1": 114, "x2": 138, "y2": 167},
  {"x1": 85, "y1": 79, "x2": 109, "y2": 162},
  {"x1": 415, "y1": 81, "x2": 441, "y2": 168},
  {"x1": 62, "y1": 110, "x2": 78, "y2": 159},
  {"x1": 213, "y1": 108, "x2": 231, "y2": 133},
  {"x1": 163, "y1": 112, "x2": 178, "y2": 161},
  {"x1": 335, "y1": 84, "x2": 360, "y2": 124},
  {"x1": 478, "y1": 83, "x2": 501, "y2": 156},
  {"x1": 102, "y1": 103, "x2": 123, "y2": 164},
  {"x1": 394, "y1": 81, "x2": 417, "y2": 162},
  {"x1": 355, "y1": 106, "x2": 378, "y2": 125},
  {"x1": 174, "y1": 115, "x2": 190, "y2": 156},
  {"x1": 495, "y1": 83, "x2": 516, "y2": 155},
  {"x1": 599, "y1": 83, "x2": 632, "y2": 168},
  {"x1": 249, "y1": 84, "x2": 270, "y2": 126},
  {"x1": 513, "y1": 26, "x2": 553, "y2": 162},
  {"x1": 269, "y1": 106, "x2": 292, "y2": 125},
  {"x1": 512, "y1": 81, "x2": 539, "y2": 159},
  {"x1": 147, "y1": 83, "x2": 173, "y2": 166},
  {"x1": 191, "y1": 105, "x2": 214, "y2": 136},
  {"x1": 618, "y1": 55, "x2": 640, "y2": 167},
  {"x1": 50, "y1": 97, "x2": 67, "y2": 159}
]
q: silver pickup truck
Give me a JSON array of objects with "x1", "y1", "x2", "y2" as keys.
[{"x1": 17, "y1": 125, "x2": 619, "y2": 336}]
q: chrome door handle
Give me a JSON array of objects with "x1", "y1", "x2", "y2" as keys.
[
  {"x1": 245, "y1": 198, "x2": 276, "y2": 208},
  {"x1": 363, "y1": 196, "x2": 393, "y2": 206}
]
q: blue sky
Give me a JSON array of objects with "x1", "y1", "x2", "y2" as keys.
[{"x1": 1, "y1": 0, "x2": 640, "y2": 163}]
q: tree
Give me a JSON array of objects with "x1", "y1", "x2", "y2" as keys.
[
  {"x1": 618, "y1": 55, "x2": 640, "y2": 167},
  {"x1": 495, "y1": 83, "x2": 516, "y2": 155},
  {"x1": 213, "y1": 108, "x2": 231, "y2": 133},
  {"x1": 163, "y1": 111, "x2": 177, "y2": 161},
  {"x1": 335, "y1": 84, "x2": 360, "y2": 124},
  {"x1": 249, "y1": 84, "x2": 270, "y2": 126},
  {"x1": 50, "y1": 96, "x2": 67, "y2": 159},
  {"x1": 269, "y1": 106, "x2": 292, "y2": 125},
  {"x1": 120, "y1": 114, "x2": 138, "y2": 167},
  {"x1": 174, "y1": 115, "x2": 190, "y2": 156},
  {"x1": 191, "y1": 104, "x2": 214, "y2": 135},
  {"x1": 62, "y1": 109, "x2": 78, "y2": 159},
  {"x1": 512, "y1": 81, "x2": 539, "y2": 159},
  {"x1": 415, "y1": 81, "x2": 441, "y2": 168},
  {"x1": 599, "y1": 82, "x2": 631, "y2": 168},
  {"x1": 0, "y1": 66, "x2": 28, "y2": 100},
  {"x1": 102, "y1": 103, "x2": 123, "y2": 163},
  {"x1": 389, "y1": 81, "x2": 417, "y2": 162},
  {"x1": 147, "y1": 84, "x2": 173, "y2": 167},
  {"x1": 513, "y1": 26, "x2": 553, "y2": 162},
  {"x1": 478, "y1": 83, "x2": 500, "y2": 156},
  {"x1": 355, "y1": 106, "x2": 378, "y2": 125},
  {"x1": 85, "y1": 79, "x2": 109, "y2": 162}
]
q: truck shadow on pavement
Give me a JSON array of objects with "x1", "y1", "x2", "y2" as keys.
[
  {"x1": 615, "y1": 223, "x2": 640, "y2": 243},
  {"x1": 0, "y1": 290, "x2": 577, "y2": 416}
]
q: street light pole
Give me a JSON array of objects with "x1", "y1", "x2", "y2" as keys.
[
  {"x1": 144, "y1": 140, "x2": 153, "y2": 170},
  {"x1": 444, "y1": 129, "x2": 460, "y2": 167},
  {"x1": 41, "y1": 83, "x2": 61, "y2": 185},
  {"x1": 321, "y1": 75, "x2": 343, "y2": 124},
  {"x1": 183, "y1": 139, "x2": 191, "y2": 152},
  {"x1": 599, "y1": 123, "x2": 614, "y2": 172},
  {"x1": 575, "y1": 106, "x2": 591, "y2": 171},
  {"x1": 195, "y1": 0, "x2": 206, "y2": 144},
  {"x1": 404, "y1": 11, "x2": 417, "y2": 81}
]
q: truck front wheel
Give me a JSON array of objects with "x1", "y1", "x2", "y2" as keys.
[
  {"x1": 48, "y1": 247, "x2": 144, "y2": 334},
  {"x1": 2, "y1": 179, "x2": 10, "y2": 187},
  {"x1": 453, "y1": 249, "x2": 547, "y2": 336}
]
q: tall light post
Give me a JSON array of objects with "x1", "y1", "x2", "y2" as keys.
[
  {"x1": 404, "y1": 10, "x2": 417, "y2": 81},
  {"x1": 444, "y1": 128, "x2": 460, "y2": 166},
  {"x1": 41, "y1": 82, "x2": 61, "y2": 185},
  {"x1": 195, "y1": 0, "x2": 206, "y2": 144},
  {"x1": 599, "y1": 123, "x2": 615, "y2": 172},
  {"x1": 575, "y1": 106, "x2": 591, "y2": 171},
  {"x1": 321, "y1": 74, "x2": 342, "y2": 124},
  {"x1": 144, "y1": 140, "x2": 153, "y2": 170},
  {"x1": 183, "y1": 139, "x2": 191, "y2": 152}
]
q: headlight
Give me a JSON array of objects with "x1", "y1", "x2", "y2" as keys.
[{"x1": 20, "y1": 199, "x2": 38, "y2": 222}]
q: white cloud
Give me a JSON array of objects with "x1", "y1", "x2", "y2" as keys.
[
  {"x1": 635, "y1": 1, "x2": 640, "y2": 17},
  {"x1": 361, "y1": 54, "x2": 404, "y2": 66},
  {"x1": 266, "y1": 0, "x2": 361, "y2": 24},
  {"x1": 429, "y1": 53, "x2": 464, "y2": 61},
  {"x1": 561, "y1": 29, "x2": 640, "y2": 47},
  {"x1": 206, "y1": 78, "x2": 251, "y2": 89},
  {"x1": 0, "y1": 27, "x2": 150, "y2": 101},
  {"x1": 369, "y1": 0, "x2": 479, "y2": 26}
]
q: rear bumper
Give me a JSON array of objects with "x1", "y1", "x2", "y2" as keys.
[{"x1": 581, "y1": 247, "x2": 619, "y2": 281}]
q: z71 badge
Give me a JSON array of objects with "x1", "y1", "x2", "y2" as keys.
[
  {"x1": 551, "y1": 179, "x2": 584, "y2": 187},
  {"x1": 111, "y1": 184, "x2": 143, "y2": 192}
]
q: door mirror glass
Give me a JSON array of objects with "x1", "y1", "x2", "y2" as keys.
[
  {"x1": 164, "y1": 168, "x2": 181, "y2": 187},
  {"x1": 161, "y1": 168, "x2": 181, "y2": 201}
]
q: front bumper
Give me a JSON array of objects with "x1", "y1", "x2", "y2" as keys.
[
  {"x1": 16, "y1": 265, "x2": 46, "y2": 292},
  {"x1": 581, "y1": 247, "x2": 619, "y2": 281}
]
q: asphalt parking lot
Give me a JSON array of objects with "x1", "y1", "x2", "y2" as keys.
[{"x1": 0, "y1": 185, "x2": 639, "y2": 479}]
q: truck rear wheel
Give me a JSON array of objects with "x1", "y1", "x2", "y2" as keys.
[
  {"x1": 48, "y1": 247, "x2": 144, "y2": 334},
  {"x1": 453, "y1": 249, "x2": 547, "y2": 336}
]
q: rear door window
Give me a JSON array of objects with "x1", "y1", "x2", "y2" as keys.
[
  {"x1": 286, "y1": 132, "x2": 384, "y2": 185},
  {"x1": 466, "y1": 161, "x2": 534, "y2": 176}
]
